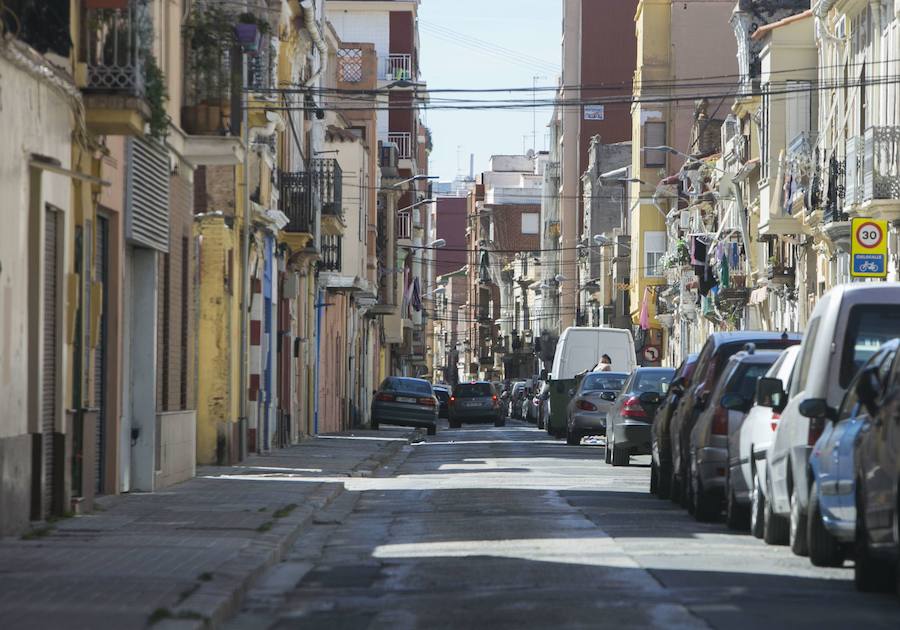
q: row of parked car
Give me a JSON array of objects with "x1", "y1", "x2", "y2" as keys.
[{"x1": 647, "y1": 283, "x2": 900, "y2": 594}]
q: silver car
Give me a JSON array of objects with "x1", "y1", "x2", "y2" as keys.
[
  {"x1": 565, "y1": 372, "x2": 628, "y2": 445},
  {"x1": 688, "y1": 350, "x2": 780, "y2": 523},
  {"x1": 371, "y1": 377, "x2": 438, "y2": 436},
  {"x1": 606, "y1": 368, "x2": 675, "y2": 466}
]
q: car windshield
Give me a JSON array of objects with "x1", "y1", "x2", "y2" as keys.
[
  {"x1": 433, "y1": 389, "x2": 450, "y2": 401},
  {"x1": 455, "y1": 383, "x2": 493, "y2": 398},
  {"x1": 382, "y1": 378, "x2": 432, "y2": 395},
  {"x1": 631, "y1": 370, "x2": 675, "y2": 394},
  {"x1": 581, "y1": 373, "x2": 627, "y2": 392},
  {"x1": 840, "y1": 305, "x2": 900, "y2": 387},
  {"x1": 728, "y1": 361, "x2": 776, "y2": 401}
]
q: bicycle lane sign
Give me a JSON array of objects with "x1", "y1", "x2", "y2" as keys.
[{"x1": 851, "y1": 218, "x2": 888, "y2": 278}]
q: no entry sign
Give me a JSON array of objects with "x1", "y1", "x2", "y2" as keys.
[{"x1": 851, "y1": 218, "x2": 888, "y2": 278}]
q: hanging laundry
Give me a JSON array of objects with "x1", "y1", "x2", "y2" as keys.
[
  {"x1": 720, "y1": 252, "x2": 730, "y2": 288},
  {"x1": 730, "y1": 242, "x2": 739, "y2": 269},
  {"x1": 639, "y1": 287, "x2": 650, "y2": 331}
]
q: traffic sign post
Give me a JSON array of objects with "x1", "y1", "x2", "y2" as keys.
[{"x1": 851, "y1": 218, "x2": 888, "y2": 279}]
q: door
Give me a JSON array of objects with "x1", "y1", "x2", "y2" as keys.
[
  {"x1": 42, "y1": 208, "x2": 60, "y2": 518},
  {"x1": 94, "y1": 216, "x2": 109, "y2": 494}
]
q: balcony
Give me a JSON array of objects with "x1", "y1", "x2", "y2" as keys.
[
  {"x1": 382, "y1": 54, "x2": 413, "y2": 81},
  {"x1": 824, "y1": 153, "x2": 848, "y2": 224},
  {"x1": 396, "y1": 211, "x2": 412, "y2": 241},
  {"x1": 312, "y1": 158, "x2": 343, "y2": 235},
  {"x1": 279, "y1": 170, "x2": 316, "y2": 240},
  {"x1": 81, "y1": 0, "x2": 151, "y2": 136},
  {"x1": 389, "y1": 132, "x2": 412, "y2": 160},
  {"x1": 862, "y1": 126, "x2": 900, "y2": 203},
  {"x1": 319, "y1": 235, "x2": 342, "y2": 272},
  {"x1": 380, "y1": 143, "x2": 400, "y2": 178}
]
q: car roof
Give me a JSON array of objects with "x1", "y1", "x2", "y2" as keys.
[
  {"x1": 631, "y1": 367, "x2": 676, "y2": 374},
  {"x1": 585, "y1": 371, "x2": 629, "y2": 377},
  {"x1": 727, "y1": 350, "x2": 783, "y2": 365},
  {"x1": 708, "y1": 331, "x2": 802, "y2": 348}
]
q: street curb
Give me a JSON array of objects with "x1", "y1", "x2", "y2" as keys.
[{"x1": 161, "y1": 429, "x2": 422, "y2": 629}]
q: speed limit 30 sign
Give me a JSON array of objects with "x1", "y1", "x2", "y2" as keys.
[{"x1": 851, "y1": 218, "x2": 888, "y2": 278}]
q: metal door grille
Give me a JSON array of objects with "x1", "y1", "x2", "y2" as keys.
[{"x1": 42, "y1": 208, "x2": 59, "y2": 518}]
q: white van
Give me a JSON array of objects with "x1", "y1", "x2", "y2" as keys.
[
  {"x1": 550, "y1": 327, "x2": 637, "y2": 380},
  {"x1": 545, "y1": 327, "x2": 636, "y2": 436}
]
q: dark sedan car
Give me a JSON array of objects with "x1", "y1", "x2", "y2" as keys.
[
  {"x1": 669, "y1": 332, "x2": 801, "y2": 508},
  {"x1": 851, "y1": 339, "x2": 900, "y2": 593},
  {"x1": 606, "y1": 368, "x2": 675, "y2": 466},
  {"x1": 371, "y1": 377, "x2": 438, "y2": 435},
  {"x1": 433, "y1": 385, "x2": 452, "y2": 419},
  {"x1": 449, "y1": 382, "x2": 504, "y2": 428},
  {"x1": 650, "y1": 354, "x2": 698, "y2": 499}
]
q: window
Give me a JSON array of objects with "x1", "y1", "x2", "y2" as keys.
[
  {"x1": 454, "y1": 383, "x2": 494, "y2": 398},
  {"x1": 839, "y1": 305, "x2": 900, "y2": 388},
  {"x1": 382, "y1": 378, "x2": 433, "y2": 395},
  {"x1": 644, "y1": 122, "x2": 667, "y2": 167},
  {"x1": 761, "y1": 87, "x2": 770, "y2": 180},
  {"x1": 521, "y1": 212, "x2": 539, "y2": 234},
  {"x1": 730, "y1": 362, "x2": 777, "y2": 402},
  {"x1": 581, "y1": 373, "x2": 627, "y2": 392},
  {"x1": 644, "y1": 231, "x2": 666, "y2": 277},
  {"x1": 632, "y1": 370, "x2": 674, "y2": 394}
]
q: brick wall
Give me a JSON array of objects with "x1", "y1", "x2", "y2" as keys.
[
  {"x1": 485, "y1": 204, "x2": 542, "y2": 253},
  {"x1": 194, "y1": 165, "x2": 236, "y2": 215}
]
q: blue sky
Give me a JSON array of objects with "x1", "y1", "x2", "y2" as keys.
[{"x1": 418, "y1": 0, "x2": 561, "y2": 182}]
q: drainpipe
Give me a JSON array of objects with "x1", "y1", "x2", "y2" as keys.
[
  {"x1": 300, "y1": 0, "x2": 328, "y2": 88},
  {"x1": 239, "y1": 53, "x2": 251, "y2": 461}
]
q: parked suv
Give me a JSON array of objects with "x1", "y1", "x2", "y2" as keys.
[
  {"x1": 689, "y1": 349, "x2": 781, "y2": 523},
  {"x1": 807, "y1": 341, "x2": 898, "y2": 568},
  {"x1": 729, "y1": 345, "x2": 801, "y2": 540},
  {"x1": 651, "y1": 354, "x2": 698, "y2": 499},
  {"x1": 449, "y1": 382, "x2": 504, "y2": 428},
  {"x1": 765, "y1": 284, "x2": 900, "y2": 556},
  {"x1": 669, "y1": 332, "x2": 801, "y2": 507},
  {"x1": 853, "y1": 338, "x2": 900, "y2": 592}
]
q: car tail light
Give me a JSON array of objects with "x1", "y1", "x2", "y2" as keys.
[
  {"x1": 808, "y1": 416, "x2": 826, "y2": 446},
  {"x1": 770, "y1": 412, "x2": 780, "y2": 432},
  {"x1": 492, "y1": 395, "x2": 499, "y2": 407},
  {"x1": 576, "y1": 399, "x2": 598, "y2": 412},
  {"x1": 418, "y1": 397, "x2": 437, "y2": 407},
  {"x1": 375, "y1": 393, "x2": 394, "y2": 402},
  {"x1": 621, "y1": 396, "x2": 647, "y2": 419},
  {"x1": 712, "y1": 405, "x2": 728, "y2": 435},
  {"x1": 533, "y1": 398, "x2": 541, "y2": 406},
  {"x1": 449, "y1": 396, "x2": 456, "y2": 406}
]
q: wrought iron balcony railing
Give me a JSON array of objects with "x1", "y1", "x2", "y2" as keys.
[
  {"x1": 279, "y1": 170, "x2": 317, "y2": 234},
  {"x1": 863, "y1": 126, "x2": 900, "y2": 202},
  {"x1": 83, "y1": 0, "x2": 149, "y2": 96},
  {"x1": 310, "y1": 158, "x2": 343, "y2": 217},
  {"x1": 824, "y1": 153, "x2": 847, "y2": 224},
  {"x1": 320, "y1": 235, "x2": 342, "y2": 272}
]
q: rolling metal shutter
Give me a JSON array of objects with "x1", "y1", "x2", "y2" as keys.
[
  {"x1": 125, "y1": 137, "x2": 170, "y2": 252},
  {"x1": 94, "y1": 217, "x2": 109, "y2": 494},
  {"x1": 42, "y1": 209, "x2": 59, "y2": 518}
]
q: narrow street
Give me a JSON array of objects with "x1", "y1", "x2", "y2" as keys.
[{"x1": 228, "y1": 421, "x2": 900, "y2": 630}]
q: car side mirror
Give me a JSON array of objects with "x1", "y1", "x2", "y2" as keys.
[
  {"x1": 720, "y1": 393, "x2": 747, "y2": 412},
  {"x1": 855, "y1": 367, "x2": 881, "y2": 415},
  {"x1": 798, "y1": 398, "x2": 837, "y2": 421},
  {"x1": 756, "y1": 377, "x2": 786, "y2": 412},
  {"x1": 567, "y1": 389, "x2": 575, "y2": 397},
  {"x1": 639, "y1": 391, "x2": 661, "y2": 406},
  {"x1": 696, "y1": 390, "x2": 710, "y2": 409}
]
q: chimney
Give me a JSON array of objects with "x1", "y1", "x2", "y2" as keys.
[{"x1": 469, "y1": 153, "x2": 474, "y2": 180}]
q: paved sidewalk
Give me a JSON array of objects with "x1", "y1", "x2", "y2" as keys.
[{"x1": 0, "y1": 427, "x2": 420, "y2": 630}]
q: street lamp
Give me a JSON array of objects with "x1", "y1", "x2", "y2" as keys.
[
  {"x1": 593, "y1": 234, "x2": 631, "y2": 249},
  {"x1": 600, "y1": 176, "x2": 645, "y2": 185},
  {"x1": 430, "y1": 238, "x2": 446, "y2": 249},
  {"x1": 398, "y1": 198, "x2": 437, "y2": 213},
  {"x1": 555, "y1": 274, "x2": 568, "y2": 283},
  {"x1": 392, "y1": 175, "x2": 439, "y2": 189}
]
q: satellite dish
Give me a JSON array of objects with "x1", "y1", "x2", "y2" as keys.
[{"x1": 526, "y1": 149, "x2": 535, "y2": 159}]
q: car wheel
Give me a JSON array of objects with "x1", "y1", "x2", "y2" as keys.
[
  {"x1": 789, "y1": 484, "x2": 809, "y2": 557},
  {"x1": 650, "y1": 462, "x2": 659, "y2": 495},
  {"x1": 670, "y1": 466, "x2": 682, "y2": 505},
  {"x1": 681, "y1": 459, "x2": 694, "y2": 511},
  {"x1": 449, "y1": 419, "x2": 461, "y2": 429},
  {"x1": 604, "y1": 435, "x2": 613, "y2": 464},
  {"x1": 750, "y1": 468, "x2": 765, "y2": 539},
  {"x1": 371, "y1": 421, "x2": 379, "y2": 430},
  {"x1": 494, "y1": 419, "x2": 506, "y2": 428},
  {"x1": 692, "y1": 467, "x2": 718, "y2": 522},
  {"x1": 566, "y1": 429, "x2": 580, "y2": 446},
  {"x1": 764, "y1": 472, "x2": 789, "y2": 545},
  {"x1": 807, "y1": 486, "x2": 844, "y2": 567},
  {"x1": 427, "y1": 425, "x2": 437, "y2": 436},
  {"x1": 611, "y1": 444, "x2": 629, "y2": 467},
  {"x1": 854, "y1": 494, "x2": 896, "y2": 592},
  {"x1": 725, "y1": 477, "x2": 749, "y2": 531}
]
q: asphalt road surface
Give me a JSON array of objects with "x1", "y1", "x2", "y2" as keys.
[{"x1": 227, "y1": 420, "x2": 900, "y2": 629}]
